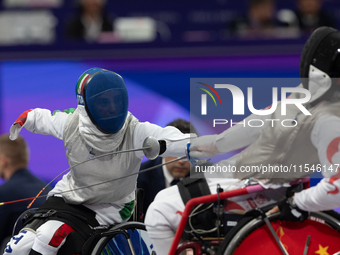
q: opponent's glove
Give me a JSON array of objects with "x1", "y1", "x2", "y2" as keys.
[
  {"x1": 9, "y1": 110, "x2": 32, "y2": 140},
  {"x1": 189, "y1": 135, "x2": 220, "y2": 158},
  {"x1": 278, "y1": 197, "x2": 309, "y2": 222}
]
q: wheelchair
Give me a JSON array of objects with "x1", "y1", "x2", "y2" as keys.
[
  {"x1": 7, "y1": 189, "x2": 156, "y2": 255},
  {"x1": 169, "y1": 178, "x2": 340, "y2": 255},
  {"x1": 82, "y1": 189, "x2": 156, "y2": 255},
  {"x1": 83, "y1": 221, "x2": 154, "y2": 255}
]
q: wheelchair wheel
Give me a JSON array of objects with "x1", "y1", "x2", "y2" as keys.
[
  {"x1": 89, "y1": 222, "x2": 155, "y2": 255},
  {"x1": 220, "y1": 210, "x2": 340, "y2": 255}
]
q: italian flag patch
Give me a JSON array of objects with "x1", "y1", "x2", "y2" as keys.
[{"x1": 76, "y1": 73, "x2": 91, "y2": 95}]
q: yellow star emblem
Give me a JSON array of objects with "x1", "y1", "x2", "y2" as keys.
[
  {"x1": 276, "y1": 226, "x2": 285, "y2": 239},
  {"x1": 315, "y1": 244, "x2": 329, "y2": 255}
]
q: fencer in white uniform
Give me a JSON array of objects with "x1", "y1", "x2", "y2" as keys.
[{"x1": 4, "y1": 68, "x2": 193, "y2": 255}]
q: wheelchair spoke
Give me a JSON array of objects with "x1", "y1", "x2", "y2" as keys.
[
  {"x1": 126, "y1": 238, "x2": 136, "y2": 255},
  {"x1": 263, "y1": 217, "x2": 289, "y2": 255},
  {"x1": 302, "y1": 236, "x2": 310, "y2": 255}
]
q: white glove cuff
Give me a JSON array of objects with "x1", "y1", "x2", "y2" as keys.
[{"x1": 9, "y1": 124, "x2": 22, "y2": 140}]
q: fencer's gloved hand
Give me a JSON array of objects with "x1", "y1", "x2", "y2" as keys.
[
  {"x1": 9, "y1": 110, "x2": 32, "y2": 140},
  {"x1": 278, "y1": 197, "x2": 309, "y2": 222},
  {"x1": 189, "y1": 135, "x2": 220, "y2": 158},
  {"x1": 142, "y1": 136, "x2": 161, "y2": 160}
]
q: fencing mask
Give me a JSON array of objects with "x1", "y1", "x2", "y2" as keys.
[{"x1": 76, "y1": 67, "x2": 128, "y2": 134}]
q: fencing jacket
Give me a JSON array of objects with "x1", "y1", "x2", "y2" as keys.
[
  {"x1": 207, "y1": 91, "x2": 340, "y2": 211},
  {"x1": 62, "y1": 108, "x2": 140, "y2": 204},
  {"x1": 11, "y1": 105, "x2": 193, "y2": 224},
  {"x1": 234, "y1": 92, "x2": 340, "y2": 184}
]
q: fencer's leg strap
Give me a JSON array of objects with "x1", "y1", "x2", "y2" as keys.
[{"x1": 24, "y1": 197, "x2": 99, "y2": 241}]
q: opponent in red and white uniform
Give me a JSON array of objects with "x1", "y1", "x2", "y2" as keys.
[{"x1": 145, "y1": 26, "x2": 340, "y2": 255}]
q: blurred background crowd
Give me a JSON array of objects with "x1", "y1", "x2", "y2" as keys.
[
  {"x1": 0, "y1": 0, "x2": 339, "y2": 186},
  {"x1": 0, "y1": 0, "x2": 339, "y2": 55}
]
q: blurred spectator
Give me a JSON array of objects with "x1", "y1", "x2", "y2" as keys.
[
  {"x1": 294, "y1": 0, "x2": 336, "y2": 35},
  {"x1": 65, "y1": 0, "x2": 114, "y2": 42},
  {"x1": 0, "y1": 134, "x2": 52, "y2": 248},
  {"x1": 137, "y1": 119, "x2": 197, "y2": 218},
  {"x1": 228, "y1": 0, "x2": 289, "y2": 39}
]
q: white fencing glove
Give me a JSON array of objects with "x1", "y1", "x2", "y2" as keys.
[{"x1": 189, "y1": 135, "x2": 221, "y2": 158}]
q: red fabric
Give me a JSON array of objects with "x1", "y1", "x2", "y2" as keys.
[
  {"x1": 326, "y1": 137, "x2": 340, "y2": 194},
  {"x1": 13, "y1": 110, "x2": 32, "y2": 126},
  {"x1": 224, "y1": 200, "x2": 245, "y2": 212},
  {"x1": 233, "y1": 219, "x2": 340, "y2": 255},
  {"x1": 48, "y1": 223, "x2": 75, "y2": 248},
  {"x1": 79, "y1": 74, "x2": 91, "y2": 95}
]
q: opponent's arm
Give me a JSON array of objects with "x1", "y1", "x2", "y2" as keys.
[
  {"x1": 189, "y1": 112, "x2": 269, "y2": 158},
  {"x1": 294, "y1": 115, "x2": 340, "y2": 211}
]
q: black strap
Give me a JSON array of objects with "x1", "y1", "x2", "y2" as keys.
[
  {"x1": 178, "y1": 177, "x2": 219, "y2": 239},
  {"x1": 23, "y1": 197, "x2": 100, "y2": 241},
  {"x1": 37, "y1": 197, "x2": 99, "y2": 227},
  {"x1": 178, "y1": 177, "x2": 211, "y2": 204}
]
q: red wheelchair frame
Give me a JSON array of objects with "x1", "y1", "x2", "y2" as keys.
[{"x1": 168, "y1": 178, "x2": 311, "y2": 255}]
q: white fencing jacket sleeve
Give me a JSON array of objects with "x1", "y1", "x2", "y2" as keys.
[
  {"x1": 10, "y1": 109, "x2": 193, "y2": 160},
  {"x1": 295, "y1": 115, "x2": 340, "y2": 211},
  {"x1": 10, "y1": 108, "x2": 72, "y2": 140},
  {"x1": 133, "y1": 121, "x2": 194, "y2": 159},
  {"x1": 189, "y1": 112, "x2": 269, "y2": 159}
]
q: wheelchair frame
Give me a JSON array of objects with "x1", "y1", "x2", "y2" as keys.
[
  {"x1": 169, "y1": 183, "x2": 265, "y2": 254},
  {"x1": 168, "y1": 177, "x2": 324, "y2": 255},
  {"x1": 7, "y1": 189, "x2": 151, "y2": 255},
  {"x1": 87, "y1": 221, "x2": 148, "y2": 255}
]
